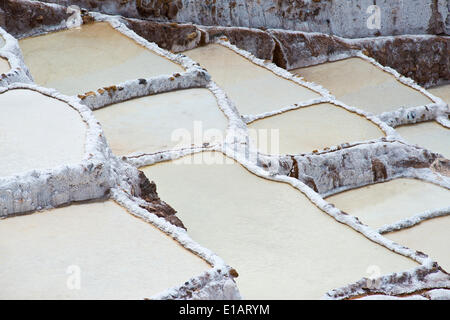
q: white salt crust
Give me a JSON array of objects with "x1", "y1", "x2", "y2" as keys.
[
  {"x1": 0, "y1": 83, "x2": 113, "y2": 216},
  {"x1": 276, "y1": 141, "x2": 450, "y2": 198},
  {"x1": 377, "y1": 206, "x2": 450, "y2": 234},
  {"x1": 2, "y1": 8, "x2": 449, "y2": 299},
  {"x1": 436, "y1": 115, "x2": 450, "y2": 129},
  {"x1": 0, "y1": 27, "x2": 33, "y2": 87},
  {"x1": 325, "y1": 263, "x2": 450, "y2": 300}
]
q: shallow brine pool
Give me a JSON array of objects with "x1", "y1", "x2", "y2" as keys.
[
  {"x1": 142, "y1": 152, "x2": 416, "y2": 299},
  {"x1": 396, "y1": 122, "x2": 450, "y2": 159},
  {"x1": 0, "y1": 201, "x2": 210, "y2": 299},
  {"x1": 326, "y1": 178, "x2": 450, "y2": 230},
  {"x1": 293, "y1": 57, "x2": 431, "y2": 114},
  {"x1": 385, "y1": 215, "x2": 450, "y2": 272},
  {"x1": 185, "y1": 44, "x2": 321, "y2": 116},
  {"x1": 248, "y1": 102, "x2": 384, "y2": 155},
  {"x1": 94, "y1": 88, "x2": 228, "y2": 156},
  {"x1": 19, "y1": 22, "x2": 183, "y2": 96},
  {"x1": 0, "y1": 89, "x2": 86, "y2": 177}
]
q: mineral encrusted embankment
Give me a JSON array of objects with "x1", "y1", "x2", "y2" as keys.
[
  {"x1": 2, "y1": 0, "x2": 449, "y2": 87},
  {"x1": 33, "y1": 0, "x2": 450, "y2": 38}
]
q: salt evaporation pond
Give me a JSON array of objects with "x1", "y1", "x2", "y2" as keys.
[
  {"x1": 19, "y1": 22, "x2": 183, "y2": 96},
  {"x1": 94, "y1": 89, "x2": 228, "y2": 156},
  {"x1": 396, "y1": 122, "x2": 450, "y2": 158},
  {"x1": 248, "y1": 103, "x2": 383, "y2": 155},
  {"x1": 0, "y1": 201, "x2": 210, "y2": 299},
  {"x1": 326, "y1": 179, "x2": 450, "y2": 229},
  {"x1": 142, "y1": 152, "x2": 416, "y2": 299},
  {"x1": 386, "y1": 216, "x2": 450, "y2": 272},
  {"x1": 185, "y1": 44, "x2": 320, "y2": 115},
  {"x1": 395, "y1": 84, "x2": 449, "y2": 158},
  {"x1": 293, "y1": 58, "x2": 431, "y2": 114},
  {"x1": 0, "y1": 89, "x2": 86, "y2": 177}
]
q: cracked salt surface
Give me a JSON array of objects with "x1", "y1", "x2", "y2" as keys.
[
  {"x1": 0, "y1": 200, "x2": 210, "y2": 299},
  {"x1": 0, "y1": 89, "x2": 86, "y2": 177},
  {"x1": 94, "y1": 88, "x2": 228, "y2": 156},
  {"x1": 184, "y1": 44, "x2": 320, "y2": 115},
  {"x1": 326, "y1": 179, "x2": 450, "y2": 230},
  {"x1": 396, "y1": 122, "x2": 450, "y2": 158},
  {"x1": 386, "y1": 216, "x2": 450, "y2": 272},
  {"x1": 19, "y1": 22, "x2": 183, "y2": 96},
  {"x1": 248, "y1": 102, "x2": 384, "y2": 155},
  {"x1": 142, "y1": 152, "x2": 416, "y2": 299},
  {"x1": 293, "y1": 57, "x2": 432, "y2": 114}
]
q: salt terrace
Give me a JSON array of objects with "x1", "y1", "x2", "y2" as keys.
[{"x1": 0, "y1": 0, "x2": 449, "y2": 300}]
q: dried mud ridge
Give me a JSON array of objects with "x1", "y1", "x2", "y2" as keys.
[
  {"x1": 137, "y1": 171, "x2": 186, "y2": 230},
  {"x1": 0, "y1": 0, "x2": 449, "y2": 300}
]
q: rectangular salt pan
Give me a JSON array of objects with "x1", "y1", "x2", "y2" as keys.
[
  {"x1": 396, "y1": 122, "x2": 450, "y2": 159},
  {"x1": 248, "y1": 103, "x2": 384, "y2": 155},
  {"x1": 326, "y1": 178, "x2": 450, "y2": 230},
  {"x1": 293, "y1": 58, "x2": 431, "y2": 114},
  {"x1": 184, "y1": 44, "x2": 321, "y2": 115},
  {"x1": 0, "y1": 201, "x2": 210, "y2": 299},
  {"x1": 142, "y1": 152, "x2": 417, "y2": 299},
  {"x1": 94, "y1": 88, "x2": 228, "y2": 156},
  {"x1": 19, "y1": 22, "x2": 183, "y2": 96}
]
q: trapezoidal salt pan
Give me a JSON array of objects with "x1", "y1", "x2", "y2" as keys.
[
  {"x1": 294, "y1": 57, "x2": 431, "y2": 114},
  {"x1": 19, "y1": 22, "x2": 183, "y2": 96},
  {"x1": 0, "y1": 201, "x2": 210, "y2": 299},
  {"x1": 184, "y1": 44, "x2": 321, "y2": 115},
  {"x1": 93, "y1": 88, "x2": 228, "y2": 156}
]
